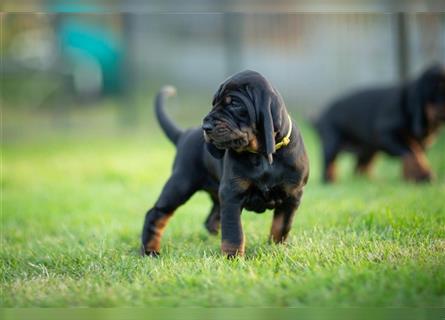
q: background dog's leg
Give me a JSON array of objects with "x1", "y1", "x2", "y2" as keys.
[
  {"x1": 379, "y1": 135, "x2": 432, "y2": 182},
  {"x1": 322, "y1": 137, "x2": 341, "y2": 183},
  {"x1": 402, "y1": 140, "x2": 433, "y2": 182},
  {"x1": 355, "y1": 149, "x2": 377, "y2": 176},
  {"x1": 204, "y1": 197, "x2": 220, "y2": 235},
  {"x1": 270, "y1": 191, "x2": 302, "y2": 243},
  {"x1": 141, "y1": 174, "x2": 197, "y2": 256},
  {"x1": 317, "y1": 123, "x2": 341, "y2": 183}
]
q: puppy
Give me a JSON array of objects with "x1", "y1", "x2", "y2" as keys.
[
  {"x1": 316, "y1": 64, "x2": 445, "y2": 183},
  {"x1": 141, "y1": 70, "x2": 309, "y2": 257}
]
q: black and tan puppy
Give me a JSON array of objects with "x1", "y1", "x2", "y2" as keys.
[
  {"x1": 141, "y1": 70, "x2": 309, "y2": 257},
  {"x1": 316, "y1": 64, "x2": 445, "y2": 183}
]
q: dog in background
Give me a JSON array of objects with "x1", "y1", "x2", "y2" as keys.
[
  {"x1": 316, "y1": 64, "x2": 445, "y2": 183},
  {"x1": 141, "y1": 70, "x2": 309, "y2": 257}
]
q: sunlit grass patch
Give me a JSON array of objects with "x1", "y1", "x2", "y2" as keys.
[{"x1": 2, "y1": 108, "x2": 444, "y2": 307}]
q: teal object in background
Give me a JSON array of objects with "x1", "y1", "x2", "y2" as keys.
[{"x1": 59, "y1": 19, "x2": 123, "y2": 94}]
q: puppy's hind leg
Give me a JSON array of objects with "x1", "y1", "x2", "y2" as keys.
[
  {"x1": 270, "y1": 191, "x2": 302, "y2": 243},
  {"x1": 141, "y1": 174, "x2": 198, "y2": 256},
  {"x1": 204, "y1": 197, "x2": 220, "y2": 235}
]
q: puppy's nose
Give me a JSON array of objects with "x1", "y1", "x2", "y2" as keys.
[{"x1": 202, "y1": 122, "x2": 213, "y2": 132}]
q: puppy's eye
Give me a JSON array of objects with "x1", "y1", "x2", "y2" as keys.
[
  {"x1": 230, "y1": 104, "x2": 245, "y2": 111},
  {"x1": 224, "y1": 96, "x2": 232, "y2": 104},
  {"x1": 231, "y1": 104, "x2": 248, "y2": 117}
]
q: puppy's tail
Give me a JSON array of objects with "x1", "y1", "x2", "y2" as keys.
[{"x1": 155, "y1": 86, "x2": 182, "y2": 145}]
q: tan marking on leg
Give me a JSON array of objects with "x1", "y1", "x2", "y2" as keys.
[
  {"x1": 325, "y1": 162, "x2": 336, "y2": 182},
  {"x1": 356, "y1": 164, "x2": 370, "y2": 175},
  {"x1": 356, "y1": 155, "x2": 376, "y2": 176},
  {"x1": 270, "y1": 213, "x2": 285, "y2": 243},
  {"x1": 423, "y1": 103, "x2": 443, "y2": 146},
  {"x1": 144, "y1": 212, "x2": 173, "y2": 253},
  {"x1": 221, "y1": 239, "x2": 245, "y2": 257},
  {"x1": 402, "y1": 150, "x2": 432, "y2": 182}
]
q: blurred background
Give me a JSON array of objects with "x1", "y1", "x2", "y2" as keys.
[
  {"x1": 2, "y1": 12, "x2": 444, "y2": 133},
  {"x1": 2, "y1": 11, "x2": 445, "y2": 184}
]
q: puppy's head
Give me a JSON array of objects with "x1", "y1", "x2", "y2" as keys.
[
  {"x1": 408, "y1": 63, "x2": 445, "y2": 137},
  {"x1": 202, "y1": 70, "x2": 288, "y2": 164}
]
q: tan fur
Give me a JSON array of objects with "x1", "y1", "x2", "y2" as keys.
[
  {"x1": 236, "y1": 178, "x2": 251, "y2": 191},
  {"x1": 270, "y1": 213, "x2": 285, "y2": 243},
  {"x1": 247, "y1": 136, "x2": 259, "y2": 152},
  {"x1": 221, "y1": 239, "x2": 245, "y2": 256},
  {"x1": 402, "y1": 140, "x2": 432, "y2": 182},
  {"x1": 144, "y1": 212, "x2": 173, "y2": 252},
  {"x1": 424, "y1": 103, "x2": 443, "y2": 146},
  {"x1": 355, "y1": 156, "x2": 376, "y2": 176},
  {"x1": 325, "y1": 162, "x2": 336, "y2": 182}
]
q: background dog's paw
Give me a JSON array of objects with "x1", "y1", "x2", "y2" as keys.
[
  {"x1": 221, "y1": 241, "x2": 245, "y2": 258},
  {"x1": 415, "y1": 170, "x2": 434, "y2": 183},
  {"x1": 140, "y1": 245, "x2": 160, "y2": 257},
  {"x1": 226, "y1": 253, "x2": 243, "y2": 260},
  {"x1": 402, "y1": 154, "x2": 434, "y2": 183}
]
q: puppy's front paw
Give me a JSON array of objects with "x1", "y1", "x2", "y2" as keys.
[
  {"x1": 140, "y1": 245, "x2": 160, "y2": 257},
  {"x1": 221, "y1": 241, "x2": 244, "y2": 258}
]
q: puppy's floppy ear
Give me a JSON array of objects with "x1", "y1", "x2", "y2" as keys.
[
  {"x1": 261, "y1": 95, "x2": 276, "y2": 164},
  {"x1": 256, "y1": 90, "x2": 284, "y2": 165},
  {"x1": 206, "y1": 142, "x2": 225, "y2": 159},
  {"x1": 248, "y1": 84, "x2": 285, "y2": 165}
]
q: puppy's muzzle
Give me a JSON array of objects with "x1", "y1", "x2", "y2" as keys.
[
  {"x1": 202, "y1": 118, "x2": 214, "y2": 143},
  {"x1": 202, "y1": 116, "x2": 227, "y2": 141},
  {"x1": 202, "y1": 122, "x2": 214, "y2": 133}
]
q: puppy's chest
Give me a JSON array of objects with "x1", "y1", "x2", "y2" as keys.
[
  {"x1": 247, "y1": 156, "x2": 298, "y2": 184},
  {"x1": 241, "y1": 159, "x2": 300, "y2": 212},
  {"x1": 249, "y1": 166, "x2": 285, "y2": 191}
]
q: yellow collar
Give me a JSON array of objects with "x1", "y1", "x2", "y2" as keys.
[
  {"x1": 246, "y1": 114, "x2": 292, "y2": 153},
  {"x1": 274, "y1": 114, "x2": 293, "y2": 150}
]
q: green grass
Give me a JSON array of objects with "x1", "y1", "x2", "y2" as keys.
[{"x1": 1, "y1": 107, "x2": 445, "y2": 307}]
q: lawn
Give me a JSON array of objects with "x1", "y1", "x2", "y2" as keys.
[{"x1": 1, "y1": 106, "x2": 445, "y2": 307}]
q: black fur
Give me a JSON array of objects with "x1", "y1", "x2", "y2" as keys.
[
  {"x1": 155, "y1": 86, "x2": 182, "y2": 144},
  {"x1": 316, "y1": 64, "x2": 445, "y2": 183},
  {"x1": 141, "y1": 70, "x2": 309, "y2": 257}
]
